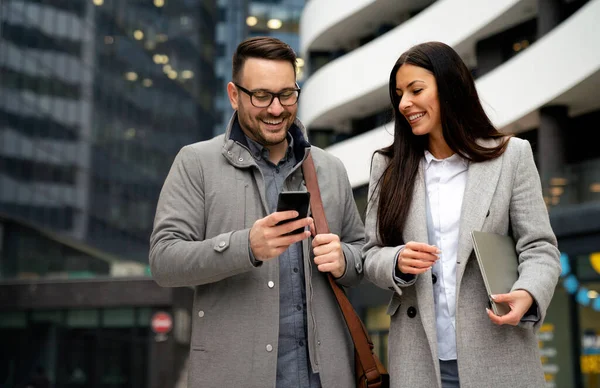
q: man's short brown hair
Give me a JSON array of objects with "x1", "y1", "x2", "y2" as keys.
[{"x1": 232, "y1": 36, "x2": 297, "y2": 83}]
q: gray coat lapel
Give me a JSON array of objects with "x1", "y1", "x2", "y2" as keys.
[
  {"x1": 404, "y1": 163, "x2": 439, "y2": 361},
  {"x1": 456, "y1": 140, "x2": 504, "y2": 284}
]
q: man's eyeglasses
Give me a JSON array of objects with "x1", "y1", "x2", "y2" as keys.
[{"x1": 234, "y1": 83, "x2": 301, "y2": 108}]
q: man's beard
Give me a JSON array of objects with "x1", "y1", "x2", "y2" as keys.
[{"x1": 240, "y1": 111, "x2": 293, "y2": 147}]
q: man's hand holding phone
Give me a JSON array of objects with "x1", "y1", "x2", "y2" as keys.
[{"x1": 249, "y1": 192, "x2": 313, "y2": 262}]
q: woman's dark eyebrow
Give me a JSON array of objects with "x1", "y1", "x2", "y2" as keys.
[
  {"x1": 407, "y1": 80, "x2": 425, "y2": 88},
  {"x1": 396, "y1": 80, "x2": 425, "y2": 92}
]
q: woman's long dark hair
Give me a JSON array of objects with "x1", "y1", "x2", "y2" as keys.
[{"x1": 376, "y1": 41, "x2": 510, "y2": 247}]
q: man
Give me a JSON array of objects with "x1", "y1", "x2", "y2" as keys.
[{"x1": 149, "y1": 37, "x2": 365, "y2": 387}]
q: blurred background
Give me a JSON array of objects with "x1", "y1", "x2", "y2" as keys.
[{"x1": 0, "y1": 0, "x2": 599, "y2": 387}]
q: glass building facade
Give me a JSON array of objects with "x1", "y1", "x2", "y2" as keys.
[
  {"x1": 0, "y1": 0, "x2": 217, "y2": 387},
  {"x1": 1, "y1": 306, "x2": 154, "y2": 388},
  {"x1": 214, "y1": 0, "x2": 305, "y2": 135},
  {"x1": 0, "y1": 0, "x2": 218, "y2": 264}
]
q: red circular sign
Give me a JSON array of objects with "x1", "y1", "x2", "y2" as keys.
[{"x1": 151, "y1": 311, "x2": 173, "y2": 334}]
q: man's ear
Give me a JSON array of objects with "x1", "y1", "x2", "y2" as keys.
[{"x1": 227, "y1": 82, "x2": 239, "y2": 110}]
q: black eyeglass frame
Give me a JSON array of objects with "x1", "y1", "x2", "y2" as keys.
[{"x1": 234, "y1": 83, "x2": 301, "y2": 108}]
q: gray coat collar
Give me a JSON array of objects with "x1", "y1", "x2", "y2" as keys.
[{"x1": 221, "y1": 112, "x2": 310, "y2": 168}]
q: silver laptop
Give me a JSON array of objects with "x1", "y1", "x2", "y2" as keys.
[{"x1": 471, "y1": 231, "x2": 519, "y2": 316}]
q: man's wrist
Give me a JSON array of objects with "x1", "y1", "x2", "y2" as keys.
[{"x1": 247, "y1": 238, "x2": 262, "y2": 267}]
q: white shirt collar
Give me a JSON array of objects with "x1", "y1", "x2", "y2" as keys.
[{"x1": 423, "y1": 150, "x2": 469, "y2": 169}]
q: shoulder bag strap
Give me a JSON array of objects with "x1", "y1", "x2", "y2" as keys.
[{"x1": 301, "y1": 152, "x2": 381, "y2": 384}]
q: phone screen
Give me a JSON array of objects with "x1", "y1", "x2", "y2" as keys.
[{"x1": 276, "y1": 191, "x2": 311, "y2": 235}]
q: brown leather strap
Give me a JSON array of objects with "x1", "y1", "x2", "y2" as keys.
[{"x1": 302, "y1": 152, "x2": 382, "y2": 385}]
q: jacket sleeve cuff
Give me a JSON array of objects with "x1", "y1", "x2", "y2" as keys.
[
  {"x1": 519, "y1": 292, "x2": 540, "y2": 323},
  {"x1": 520, "y1": 300, "x2": 540, "y2": 322},
  {"x1": 334, "y1": 244, "x2": 361, "y2": 287}
]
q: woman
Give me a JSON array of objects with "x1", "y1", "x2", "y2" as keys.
[{"x1": 363, "y1": 41, "x2": 561, "y2": 388}]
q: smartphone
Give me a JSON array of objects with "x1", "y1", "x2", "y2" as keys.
[{"x1": 276, "y1": 191, "x2": 311, "y2": 235}]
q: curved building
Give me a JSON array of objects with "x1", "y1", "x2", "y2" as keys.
[{"x1": 300, "y1": 0, "x2": 600, "y2": 386}]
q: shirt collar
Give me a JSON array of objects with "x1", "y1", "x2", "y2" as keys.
[
  {"x1": 245, "y1": 132, "x2": 294, "y2": 163},
  {"x1": 423, "y1": 150, "x2": 469, "y2": 169}
]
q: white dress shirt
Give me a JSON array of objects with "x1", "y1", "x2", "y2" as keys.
[{"x1": 424, "y1": 150, "x2": 468, "y2": 361}]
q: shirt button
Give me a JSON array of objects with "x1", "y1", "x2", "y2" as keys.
[
  {"x1": 238, "y1": 157, "x2": 243, "y2": 162},
  {"x1": 267, "y1": 281, "x2": 275, "y2": 288},
  {"x1": 218, "y1": 241, "x2": 226, "y2": 247},
  {"x1": 298, "y1": 340, "x2": 305, "y2": 347},
  {"x1": 432, "y1": 274, "x2": 437, "y2": 284},
  {"x1": 198, "y1": 310, "x2": 205, "y2": 318},
  {"x1": 266, "y1": 344, "x2": 273, "y2": 352},
  {"x1": 293, "y1": 268, "x2": 299, "y2": 273},
  {"x1": 275, "y1": 167, "x2": 280, "y2": 173},
  {"x1": 296, "y1": 305, "x2": 302, "y2": 311}
]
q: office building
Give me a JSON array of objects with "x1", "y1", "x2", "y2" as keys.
[
  {"x1": 214, "y1": 0, "x2": 306, "y2": 135},
  {"x1": 0, "y1": 0, "x2": 217, "y2": 386}
]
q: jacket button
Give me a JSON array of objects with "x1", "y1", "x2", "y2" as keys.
[
  {"x1": 432, "y1": 274, "x2": 437, "y2": 284},
  {"x1": 266, "y1": 344, "x2": 273, "y2": 352},
  {"x1": 267, "y1": 281, "x2": 275, "y2": 288},
  {"x1": 198, "y1": 310, "x2": 205, "y2": 318},
  {"x1": 407, "y1": 306, "x2": 417, "y2": 318}
]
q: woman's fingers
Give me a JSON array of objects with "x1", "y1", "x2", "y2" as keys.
[{"x1": 398, "y1": 242, "x2": 441, "y2": 274}]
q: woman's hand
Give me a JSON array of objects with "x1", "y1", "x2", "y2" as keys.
[
  {"x1": 486, "y1": 290, "x2": 534, "y2": 326},
  {"x1": 397, "y1": 241, "x2": 440, "y2": 275}
]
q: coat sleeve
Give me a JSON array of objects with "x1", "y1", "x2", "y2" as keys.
[
  {"x1": 330, "y1": 155, "x2": 366, "y2": 288},
  {"x1": 509, "y1": 140, "x2": 561, "y2": 330},
  {"x1": 149, "y1": 145, "x2": 258, "y2": 288},
  {"x1": 362, "y1": 153, "x2": 408, "y2": 296}
]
